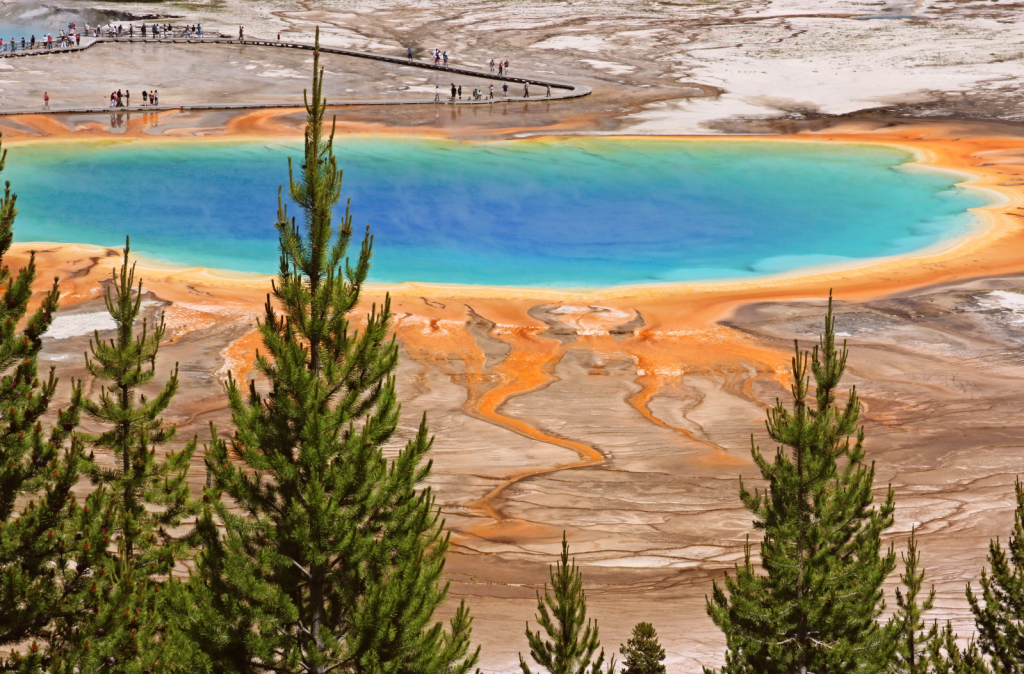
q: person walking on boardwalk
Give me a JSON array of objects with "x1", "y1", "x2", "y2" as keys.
[
  {"x1": 546, "y1": 83, "x2": 551, "y2": 97},
  {"x1": 458, "y1": 85, "x2": 462, "y2": 99},
  {"x1": 443, "y1": 51, "x2": 449, "y2": 67},
  {"x1": 43, "y1": 92, "x2": 49, "y2": 109},
  {"x1": 489, "y1": 58, "x2": 495, "y2": 72},
  {"x1": 198, "y1": 23, "x2": 202, "y2": 37},
  {"x1": 434, "y1": 85, "x2": 440, "y2": 102},
  {"x1": 450, "y1": 83, "x2": 456, "y2": 100},
  {"x1": 29, "y1": 35, "x2": 34, "y2": 49},
  {"x1": 489, "y1": 84, "x2": 494, "y2": 99},
  {"x1": 239, "y1": 26, "x2": 244, "y2": 41},
  {"x1": 523, "y1": 82, "x2": 529, "y2": 97},
  {"x1": 505, "y1": 59, "x2": 510, "y2": 74},
  {"x1": 498, "y1": 61, "x2": 503, "y2": 76},
  {"x1": 502, "y1": 82, "x2": 508, "y2": 97},
  {"x1": 142, "y1": 90, "x2": 148, "y2": 105},
  {"x1": 125, "y1": 89, "x2": 130, "y2": 106}
]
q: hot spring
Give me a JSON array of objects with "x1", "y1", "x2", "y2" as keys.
[{"x1": 5, "y1": 137, "x2": 991, "y2": 287}]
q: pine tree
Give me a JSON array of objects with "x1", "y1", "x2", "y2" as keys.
[
  {"x1": 520, "y1": 533, "x2": 609, "y2": 674},
  {"x1": 60, "y1": 539, "x2": 170, "y2": 674},
  {"x1": 966, "y1": 478, "x2": 1024, "y2": 674},
  {"x1": 890, "y1": 527, "x2": 937, "y2": 674},
  {"x1": 619, "y1": 622, "x2": 666, "y2": 674},
  {"x1": 83, "y1": 239, "x2": 197, "y2": 568},
  {"x1": 172, "y1": 28, "x2": 480, "y2": 674},
  {"x1": 705, "y1": 294, "x2": 898, "y2": 674},
  {"x1": 0, "y1": 132, "x2": 115, "y2": 670},
  {"x1": 77, "y1": 239, "x2": 198, "y2": 670},
  {"x1": 928, "y1": 622, "x2": 988, "y2": 674}
]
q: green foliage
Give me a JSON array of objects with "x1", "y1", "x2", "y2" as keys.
[
  {"x1": 62, "y1": 540, "x2": 170, "y2": 674},
  {"x1": 173, "y1": 28, "x2": 479, "y2": 674},
  {"x1": 73, "y1": 240, "x2": 198, "y2": 671},
  {"x1": 928, "y1": 622, "x2": 988, "y2": 674},
  {"x1": 966, "y1": 479, "x2": 1024, "y2": 674},
  {"x1": 619, "y1": 622, "x2": 666, "y2": 674},
  {"x1": 890, "y1": 527, "x2": 937, "y2": 674},
  {"x1": 520, "y1": 533, "x2": 608, "y2": 674},
  {"x1": 0, "y1": 133, "x2": 116, "y2": 669},
  {"x1": 705, "y1": 294, "x2": 897, "y2": 674},
  {"x1": 83, "y1": 240, "x2": 197, "y2": 572}
]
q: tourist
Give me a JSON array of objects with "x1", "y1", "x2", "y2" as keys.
[
  {"x1": 277, "y1": 33, "x2": 281, "y2": 41},
  {"x1": 502, "y1": 82, "x2": 508, "y2": 97},
  {"x1": 143, "y1": 90, "x2": 148, "y2": 105},
  {"x1": 198, "y1": 23, "x2": 202, "y2": 37},
  {"x1": 141, "y1": 23, "x2": 146, "y2": 38},
  {"x1": 434, "y1": 85, "x2": 439, "y2": 102},
  {"x1": 129, "y1": 25, "x2": 133, "y2": 37},
  {"x1": 498, "y1": 62, "x2": 503, "y2": 76},
  {"x1": 29, "y1": 35, "x2": 34, "y2": 49},
  {"x1": 505, "y1": 59, "x2": 510, "y2": 73},
  {"x1": 110, "y1": 93, "x2": 116, "y2": 108},
  {"x1": 458, "y1": 85, "x2": 462, "y2": 100},
  {"x1": 153, "y1": 90, "x2": 158, "y2": 105},
  {"x1": 489, "y1": 58, "x2": 495, "y2": 72},
  {"x1": 47, "y1": 34, "x2": 52, "y2": 50},
  {"x1": 489, "y1": 84, "x2": 494, "y2": 99},
  {"x1": 125, "y1": 90, "x2": 130, "y2": 106},
  {"x1": 239, "y1": 26, "x2": 244, "y2": 42},
  {"x1": 450, "y1": 83, "x2": 456, "y2": 100},
  {"x1": 407, "y1": 46, "x2": 413, "y2": 60},
  {"x1": 546, "y1": 84, "x2": 551, "y2": 97},
  {"x1": 523, "y1": 82, "x2": 529, "y2": 97},
  {"x1": 76, "y1": 33, "x2": 80, "y2": 46},
  {"x1": 443, "y1": 51, "x2": 448, "y2": 68},
  {"x1": 43, "y1": 92, "x2": 49, "y2": 109},
  {"x1": 20, "y1": 37, "x2": 24, "y2": 50}
]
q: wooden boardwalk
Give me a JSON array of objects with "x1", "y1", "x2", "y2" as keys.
[{"x1": 0, "y1": 35, "x2": 591, "y2": 116}]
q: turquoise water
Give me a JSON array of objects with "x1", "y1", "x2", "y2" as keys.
[
  {"x1": 0, "y1": 3, "x2": 119, "y2": 41},
  {"x1": 5, "y1": 138, "x2": 990, "y2": 287}
]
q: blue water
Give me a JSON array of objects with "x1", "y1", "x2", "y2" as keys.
[
  {"x1": 0, "y1": 2, "x2": 122, "y2": 40},
  {"x1": 4, "y1": 138, "x2": 990, "y2": 287}
]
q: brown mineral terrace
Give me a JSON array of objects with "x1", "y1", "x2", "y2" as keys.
[{"x1": 3, "y1": 113, "x2": 1024, "y2": 671}]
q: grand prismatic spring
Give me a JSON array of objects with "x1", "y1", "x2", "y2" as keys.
[
  {"x1": 3, "y1": 2, "x2": 1024, "y2": 671},
  {"x1": 8, "y1": 138, "x2": 990, "y2": 285}
]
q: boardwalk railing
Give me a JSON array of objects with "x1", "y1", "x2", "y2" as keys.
[{"x1": 0, "y1": 33, "x2": 590, "y2": 116}]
